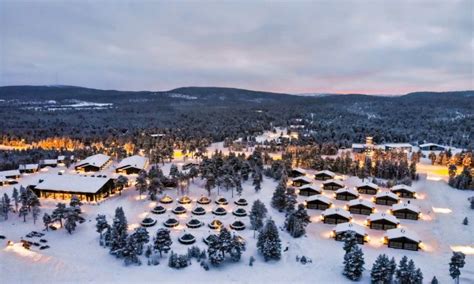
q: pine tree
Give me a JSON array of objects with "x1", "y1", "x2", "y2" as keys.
[
  {"x1": 271, "y1": 179, "x2": 287, "y2": 212},
  {"x1": 257, "y1": 219, "x2": 281, "y2": 261},
  {"x1": 96, "y1": 214, "x2": 109, "y2": 240},
  {"x1": 12, "y1": 187, "x2": 19, "y2": 212},
  {"x1": 388, "y1": 257, "x2": 397, "y2": 283},
  {"x1": 462, "y1": 217, "x2": 468, "y2": 225},
  {"x1": 207, "y1": 228, "x2": 246, "y2": 266},
  {"x1": 284, "y1": 204, "x2": 310, "y2": 238},
  {"x1": 43, "y1": 213, "x2": 52, "y2": 231},
  {"x1": 370, "y1": 254, "x2": 391, "y2": 284},
  {"x1": 32, "y1": 205, "x2": 40, "y2": 224},
  {"x1": 342, "y1": 245, "x2": 365, "y2": 281},
  {"x1": 130, "y1": 227, "x2": 149, "y2": 255},
  {"x1": 249, "y1": 199, "x2": 268, "y2": 237},
  {"x1": 135, "y1": 170, "x2": 148, "y2": 198},
  {"x1": 285, "y1": 187, "x2": 297, "y2": 213},
  {"x1": 109, "y1": 207, "x2": 128, "y2": 256},
  {"x1": 431, "y1": 276, "x2": 438, "y2": 284},
  {"x1": 449, "y1": 252, "x2": 466, "y2": 284},
  {"x1": 395, "y1": 256, "x2": 410, "y2": 284},
  {"x1": 52, "y1": 203, "x2": 67, "y2": 227},
  {"x1": 343, "y1": 231, "x2": 358, "y2": 254},
  {"x1": 253, "y1": 169, "x2": 262, "y2": 192},
  {"x1": 19, "y1": 205, "x2": 28, "y2": 222},
  {"x1": 121, "y1": 235, "x2": 142, "y2": 266},
  {"x1": 64, "y1": 207, "x2": 84, "y2": 234},
  {"x1": 153, "y1": 228, "x2": 172, "y2": 257}
]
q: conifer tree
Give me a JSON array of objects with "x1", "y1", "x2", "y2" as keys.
[
  {"x1": 249, "y1": 199, "x2": 268, "y2": 237},
  {"x1": 109, "y1": 207, "x2": 128, "y2": 256},
  {"x1": 449, "y1": 252, "x2": 466, "y2": 284},
  {"x1": 271, "y1": 179, "x2": 287, "y2": 212},
  {"x1": 153, "y1": 228, "x2": 172, "y2": 257},
  {"x1": 284, "y1": 204, "x2": 310, "y2": 238},
  {"x1": 257, "y1": 219, "x2": 281, "y2": 261},
  {"x1": 342, "y1": 245, "x2": 365, "y2": 281},
  {"x1": 370, "y1": 254, "x2": 391, "y2": 284}
]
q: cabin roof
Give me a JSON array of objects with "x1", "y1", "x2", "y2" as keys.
[
  {"x1": 336, "y1": 187, "x2": 359, "y2": 196},
  {"x1": 19, "y1": 164, "x2": 39, "y2": 170},
  {"x1": 391, "y1": 203, "x2": 420, "y2": 213},
  {"x1": 298, "y1": 184, "x2": 322, "y2": 192},
  {"x1": 33, "y1": 174, "x2": 113, "y2": 194},
  {"x1": 292, "y1": 176, "x2": 313, "y2": 183},
  {"x1": 0, "y1": 169, "x2": 21, "y2": 177},
  {"x1": 323, "y1": 179, "x2": 344, "y2": 187},
  {"x1": 306, "y1": 195, "x2": 332, "y2": 204},
  {"x1": 292, "y1": 168, "x2": 307, "y2": 174},
  {"x1": 375, "y1": 191, "x2": 400, "y2": 200},
  {"x1": 41, "y1": 159, "x2": 58, "y2": 165},
  {"x1": 315, "y1": 170, "x2": 335, "y2": 177},
  {"x1": 334, "y1": 222, "x2": 367, "y2": 236},
  {"x1": 322, "y1": 208, "x2": 352, "y2": 219},
  {"x1": 348, "y1": 198, "x2": 375, "y2": 208},
  {"x1": 356, "y1": 181, "x2": 379, "y2": 190},
  {"x1": 76, "y1": 154, "x2": 110, "y2": 168},
  {"x1": 116, "y1": 155, "x2": 148, "y2": 171},
  {"x1": 385, "y1": 228, "x2": 420, "y2": 242},
  {"x1": 391, "y1": 184, "x2": 416, "y2": 193},
  {"x1": 368, "y1": 213, "x2": 399, "y2": 224},
  {"x1": 419, "y1": 143, "x2": 445, "y2": 148}
]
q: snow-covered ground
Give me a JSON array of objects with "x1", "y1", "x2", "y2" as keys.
[{"x1": 1, "y1": 159, "x2": 473, "y2": 283}]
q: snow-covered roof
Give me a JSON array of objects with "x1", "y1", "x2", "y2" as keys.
[
  {"x1": 335, "y1": 187, "x2": 359, "y2": 196},
  {"x1": 315, "y1": 170, "x2": 335, "y2": 177},
  {"x1": 391, "y1": 184, "x2": 416, "y2": 193},
  {"x1": 323, "y1": 179, "x2": 344, "y2": 187},
  {"x1": 116, "y1": 155, "x2": 148, "y2": 170},
  {"x1": 384, "y1": 143, "x2": 413, "y2": 148},
  {"x1": 419, "y1": 143, "x2": 445, "y2": 148},
  {"x1": 322, "y1": 208, "x2": 352, "y2": 219},
  {"x1": 34, "y1": 174, "x2": 113, "y2": 194},
  {"x1": 306, "y1": 195, "x2": 332, "y2": 204},
  {"x1": 0, "y1": 169, "x2": 21, "y2": 177},
  {"x1": 385, "y1": 228, "x2": 420, "y2": 242},
  {"x1": 367, "y1": 213, "x2": 399, "y2": 224},
  {"x1": 298, "y1": 184, "x2": 322, "y2": 193},
  {"x1": 348, "y1": 198, "x2": 375, "y2": 208},
  {"x1": 391, "y1": 203, "x2": 420, "y2": 213},
  {"x1": 333, "y1": 222, "x2": 367, "y2": 236},
  {"x1": 356, "y1": 181, "x2": 379, "y2": 190},
  {"x1": 292, "y1": 176, "x2": 313, "y2": 183},
  {"x1": 76, "y1": 154, "x2": 110, "y2": 168},
  {"x1": 292, "y1": 168, "x2": 307, "y2": 174},
  {"x1": 351, "y1": 143, "x2": 366, "y2": 149},
  {"x1": 19, "y1": 164, "x2": 39, "y2": 170},
  {"x1": 41, "y1": 159, "x2": 58, "y2": 165},
  {"x1": 375, "y1": 191, "x2": 400, "y2": 200}
]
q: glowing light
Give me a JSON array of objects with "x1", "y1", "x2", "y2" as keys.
[
  {"x1": 450, "y1": 245, "x2": 474, "y2": 255},
  {"x1": 148, "y1": 202, "x2": 157, "y2": 208},
  {"x1": 128, "y1": 223, "x2": 139, "y2": 231},
  {"x1": 138, "y1": 212, "x2": 148, "y2": 218},
  {"x1": 432, "y1": 207, "x2": 452, "y2": 214}
]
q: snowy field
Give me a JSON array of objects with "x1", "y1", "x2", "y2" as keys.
[{"x1": 0, "y1": 140, "x2": 473, "y2": 283}]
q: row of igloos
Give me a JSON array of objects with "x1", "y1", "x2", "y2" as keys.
[
  {"x1": 141, "y1": 217, "x2": 246, "y2": 231},
  {"x1": 159, "y1": 195, "x2": 248, "y2": 206},
  {"x1": 178, "y1": 230, "x2": 247, "y2": 246},
  {"x1": 151, "y1": 205, "x2": 248, "y2": 217}
]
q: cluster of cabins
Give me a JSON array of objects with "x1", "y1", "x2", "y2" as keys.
[{"x1": 290, "y1": 168, "x2": 422, "y2": 251}]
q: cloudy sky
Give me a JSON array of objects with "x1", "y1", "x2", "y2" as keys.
[{"x1": 0, "y1": 0, "x2": 472, "y2": 94}]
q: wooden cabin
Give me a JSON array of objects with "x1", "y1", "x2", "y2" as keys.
[
  {"x1": 305, "y1": 195, "x2": 332, "y2": 210},
  {"x1": 323, "y1": 179, "x2": 344, "y2": 191},
  {"x1": 289, "y1": 168, "x2": 306, "y2": 178},
  {"x1": 75, "y1": 154, "x2": 111, "y2": 172},
  {"x1": 391, "y1": 203, "x2": 420, "y2": 220},
  {"x1": 116, "y1": 155, "x2": 149, "y2": 175},
  {"x1": 298, "y1": 184, "x2": 322, "y2": 196},
  {"x1": 390, "y1": 184, "x2": 416, "y2": 199},
  {"x1": 30, "y1": 174, "x2": 117, "y2": 202},
  {"x1": 367, "y1": 213, "x2": 399, "y2": 230},
  {"x1": 0, "y1": 169, "x2": 21, "y2": 179},
  {"x1": 314, "y1": 170, "x2": 335, "y2": 181},
  {"x1": 374, "y1": 191, "x2": 400, "y2": 206},
  {"x1": 40, "y1": 159, "x2": 58, "y2": 168},
  {"x1": 19, "y1": 164, "x2": 39, "y2": 174},
  {"x1": 356, "y1": 182, "x2": 379, "y2": 195},
  {"x1": 335, "y1": 187, "x2": 359, "y2": 201},
  {"x1": 321, "y1": 208, "x2": 352, "y2": 224},
  {"x1": 347, "y1": 199, "x2": 375, "y2": 215},
  {"x1": 291, "y1": 176, "x2": 313, "y2": 187},
  {"x1": 384, "y1": 228, "x2": 421, "y2": 251},
  {"x1": 332, "y1": 223, "x2": 368, "y2": 244}
]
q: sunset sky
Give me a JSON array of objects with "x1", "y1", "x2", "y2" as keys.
[{"x1": 0, "y1": 0, "x2": 472, "y2": 94}]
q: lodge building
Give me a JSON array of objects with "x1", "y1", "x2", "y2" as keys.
[
  {"x1": 332, "y1": 222, "x2": 368, "y2": 244},
  {"x1": 384, "y1": 228, "x2": 422, "y2": 251},
  {"x1": 374, "y1": 191, "x2": 400, "y2": 206},
  {"x1": 30, "y1": 174, "x2": 117, "y2": 202},
  {"x1": 391, "y1": 203, "x2": 420, "y2": 220},
  {"x1": 323, "y1": 179, "x2": 345, "y2": 191},
  {"x1": 390, "y1": 184, "x2": 416, "y2": 199},
  {"x1": 367, "y1": 213, "x2": 400, "y2": 230},
  {"x1": 116, "y1": 155, "x2": 149, "y2": 175},
  {"x1": 335, "y1": 187, "x2": 359, "y2": 201},
  {"x1": 347, "y1": 199, "x2": 375, "y2": 215},
  {"x1": 305, "y1": 195, "x2": 332, "y2": 210},
  {"x1": 75, "y1": 154, "x2": 111, "y2": 172},
  {"x1": 298, "y1": 184, "x2": 322, "y2": 196},
  {"x1": 356, "y1": 182, "x2": 379, "y2": 195},
  {"x1": 314, "y1": 170, "x2": 335, "y2": 181},
  {"x1": 291, "y1": 176, "x2": 313, "y2": 187},
  {"x1": 19, "y1": 164, "x2": 39, "y2": 173},
  {"x1": 321, "y1": 208, "x2": 352, "y2": 224},
  {"x1": 289, "y1": 168, "x2": 306, "y2": 178}
]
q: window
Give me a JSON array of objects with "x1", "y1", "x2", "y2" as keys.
[
  {"x1": 406, "y1": 213, "x2": 418, "y2": 220},
  {"x1": 404, "y1": 243, "x2": 418, "y2": 251},
  {"x1": 361, "y1": 209, "x2": 371, "y2": 215},
  {"x1": 371, "y1": 223, "x2": 383, "y2": 230},
  {"x1": 389, "y1": 241, "x2": 403, "y2": 249},
  {"x1": 394, "y1": 212, "x2": 404, "y2": 219}
]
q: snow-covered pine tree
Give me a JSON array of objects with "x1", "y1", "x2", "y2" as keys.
[
  {"x1": 109, "y1": 207, "x2": 128, "y2": 256},
  {"x1": 257, "y1": 219, "x2": 281, "y2": 261},
  {"x1": 153, "y1": 228, "x2": 172, "y2": 257},
  {"x1": 342, "y1": 231, "x2": 358, "y2": 254},
  {"x1": 32, "y1": 204, "x2": 40, "y2": 224},
  {"x1": 96, "y1": 214, "x2": 109, "y2": 241},
  {"x1": 284, "y1": 204, "x2": 310, "y2": 238},
  {"x1": 121, "y1": 235, "x2": 142, "y2": 266},
  {"x1": 135, "y1": 170, "x2": 148, "y2": 198},
  {"x1": 395, "y1": 256, "x2": 409, "y2": 283},
  {"x1": 271, "y1": 179, "x2": 287, "y2": 211},
  {"x1": 370, "y1": 254, "x2": 391, "y2": 284},
  {"x1": 409, "y1": 268, "x2": 423, "y2": 284},
  {"x1": 18, "y1": 205, "x2": 28, "y2": 222},
  {"x1": 12, "y1": 187, "x2": 19, "y2": 212},
  {"x1": 449, "y1": 252, "x2": 466, "y2": 284},
  {"x1": 253, "y1": 169, "x2": 262, "y2": 192},
  {"x1": 130, "y1": 227, "x2": 149, "y2": 255},
  {"x1": 285, "y1": 187, "x2": 297, "y2": 213},
  {"x1": 249, "y1": 199, "x2": 268, "y2": 236},
  {"x1": 51, "y1": 203, "x2": 67, "y2": 227},
  {"x1": 342, "y1": 245, "x2": 365, "y2": 281},
  {"x1": 431, "y1": 276, "x2": 438, "y2": 284},
  {"x1": 43, "y1": 212, "x2": 52, "y2": 231}
]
